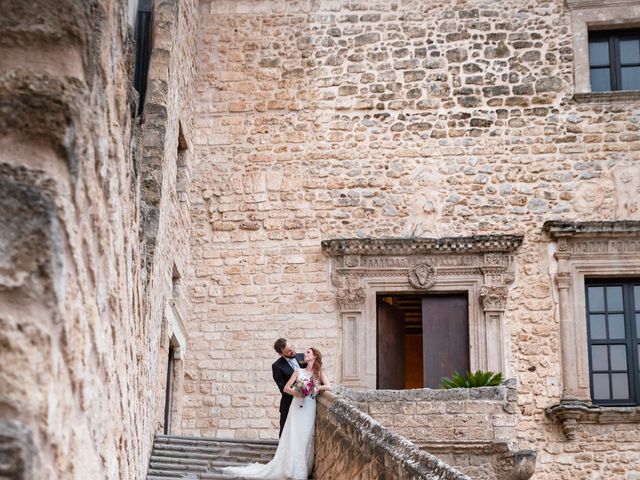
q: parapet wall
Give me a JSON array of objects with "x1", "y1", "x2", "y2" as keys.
[
  {"x1": 315, "y1": 391, "x2": 470, "y2": 480},
  {"x1": 336, "y1": 382, "x2": 535, "y2": 480},
  {"x1": 338, "y1": 381, "x2": 518, "y2": 446}
]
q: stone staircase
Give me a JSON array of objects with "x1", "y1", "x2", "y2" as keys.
[{"x1": 146, "y1": 434, "x2": 278, "y2": 479}]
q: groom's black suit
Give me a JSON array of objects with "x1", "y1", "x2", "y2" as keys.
[{"x1": 272, "y1": 353, "x2": 305, "y2": 437}]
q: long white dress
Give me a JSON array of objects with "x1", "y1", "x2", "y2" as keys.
[{"x1": 222, "y1": 369, "x2": 316, "y2": 479}]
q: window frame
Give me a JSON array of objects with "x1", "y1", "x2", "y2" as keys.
[
  {"x1": 566, "y1": 0, "x2": 640, "y2": 96},
  {"x1": 585, "y1": 279, "x2": 640, "y2": 406},
  {"x1": 544, "y1": 221, "x2": 640, "y2": 405},
  {"x1": 589, "y1": 29, "x2": 640, "y2": 92},
  {"x1": 133, "y1": 0, "x2": 153, "y2": 116}
]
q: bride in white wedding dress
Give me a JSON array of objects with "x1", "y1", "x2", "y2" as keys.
[{"x1": 222, "y1": 347, "x2": 331, "y2": 480}]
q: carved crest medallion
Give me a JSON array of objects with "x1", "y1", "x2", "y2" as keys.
[{"x1": 408, "y1": 262, "x2": 436, "y2": 289}]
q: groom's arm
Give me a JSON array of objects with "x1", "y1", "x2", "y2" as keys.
[{"x1": 272, "y1": 362, "x2": 288, "y2": 395}]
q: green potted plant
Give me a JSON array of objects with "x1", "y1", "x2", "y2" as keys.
[{"x1": 440, "y1": 370, "x2": 503, "y2": 389}]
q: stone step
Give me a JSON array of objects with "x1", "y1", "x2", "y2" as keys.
[
  {"x1": 147, "y1": 467, "x2": 267, "y2": 480},
  {"x1": 155, "y1": 434, "x2": 278, "y2": 446},
  {"x1": 149, "y1": 455, "x2": 273, "y2": 469},
  {"x1": 146, "y1": 435, "x2": 282, "y2": 480},
  {"x1": 151, "y1": 449, "x2": 272, "y2": 460}
]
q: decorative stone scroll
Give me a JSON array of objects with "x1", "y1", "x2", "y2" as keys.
[
  {"x1": 545, "y1": 402, "x2": 590, "y2": 440},
  {"x1": 543, "y1": 221, "x2": 640, "y2": 439},
  {"x1": 336, "y1": 287, "x2": 366, "y2": 312},
  {"x1": 479, "y1": 286, "x2": 508, "y2": 312},
  {"x1": 321, "y1": 235, "x2": 523, "y2": 389}
]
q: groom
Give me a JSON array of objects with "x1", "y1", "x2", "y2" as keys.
[{"x1": 272, "y1": 337, "x2": 305, "y2": 437}]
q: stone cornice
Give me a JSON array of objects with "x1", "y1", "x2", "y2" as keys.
[
  {"x1": 321, "y1": 235, "x2": 524, "y2": 257},
  {"x1": 543, "y1": 221, "x2": 640, "y2": 238},
  {"x1": 573, "y1": 91, "x2": 640, "y2": 104},
  {"x1": 565, "y1": 0, "x2": 640, "y2": 9},
  {"x1": 546, "y1": 401, "x2": 640, "y2": 440}
]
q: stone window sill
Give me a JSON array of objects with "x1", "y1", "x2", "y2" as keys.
[
  {"x1": 572, "y1": 90, "x2": 640, "y2": 104},
  {"x1": 546, "y1": 401, "x2": 640, "y2": 440}
]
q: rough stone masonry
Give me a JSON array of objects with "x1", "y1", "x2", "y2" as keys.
[
  {"x1": 0, "y1": 0, "x2": 198, "y2": 478},
  {"x1": 187, "y1": 1, "x2": 640, "y2": 479},
  {"x1": 2, "y1": 0, "x2": 640, "y2": 479}
]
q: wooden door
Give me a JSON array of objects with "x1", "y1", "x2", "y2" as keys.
[
  {"x1": 377, "y1": 299, "x2": 405, "y2": 389},
  {"x1": 422, "y1": 294, "x2": 469, "y2": 388}
]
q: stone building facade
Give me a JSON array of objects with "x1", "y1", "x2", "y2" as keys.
[
  {"x1": 2, "y1": 0, "x2": 640, "y2": 479},
  {"x1": 188, "y1": 0, "x2": 640, "y2": 479}
]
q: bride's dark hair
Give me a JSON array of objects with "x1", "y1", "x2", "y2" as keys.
[{"x1": 310, "y1": 347, "x2": 322, "y2": 379}]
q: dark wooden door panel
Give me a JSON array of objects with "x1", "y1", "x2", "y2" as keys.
[
  {"x1": 422, "y1": 294, "x2": 469, "y2": 388},
  {"x1": 377, "y1": 299, "x2": 405, "y2": 389}
]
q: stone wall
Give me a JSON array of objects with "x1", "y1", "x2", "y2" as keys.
[
  {"x1": 339, "y1": 382, "x2": 517, "y2": 446},
  {"x1": 142, "y1": 0, "x2": 199, "y2": 438},
  {"x1": 0, "y1": 0, "x2": 198, "y2": 478},
  {"x1": 315, "y1": 390, "x2": 470, "y2": 480},
  {"x1": 337, "y1": 382, "x2": 536, "y2": 479},
  {"x1": 189, "y1": 0, "x2": 640, "y2": 478}
]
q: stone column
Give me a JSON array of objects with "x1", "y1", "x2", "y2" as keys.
[
  {"x1": 336, "y1": 285, "x2": 366, "y2": 387},
  {"x1": 479, "y1": 285, "x2": 508, "y2": 374},
  {"x1": 479, "y1": 253, "x2": 510, "y2": 374},
  {"x1": 554, "y1": 238, "x2": 590, "y2": 401}
]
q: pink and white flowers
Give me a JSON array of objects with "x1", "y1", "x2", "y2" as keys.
[{"x1": 292, "y1": 377, "x2": 319, "y2": 407}]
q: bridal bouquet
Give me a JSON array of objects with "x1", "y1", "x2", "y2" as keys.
[{"x1": 292, "y1": 377, "x2": 319, "y2": 408}]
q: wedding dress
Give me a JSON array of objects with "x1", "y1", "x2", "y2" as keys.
[{"x1": 222, "y1": 369, "x2": 316, "y2": 479}]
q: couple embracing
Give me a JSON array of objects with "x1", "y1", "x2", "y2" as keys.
[{"x1": 223, "y1": 338, "x2": 332, "y2": 479}]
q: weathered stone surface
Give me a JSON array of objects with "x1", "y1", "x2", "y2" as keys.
[
  {"x1": 188, "y1": 1, "x2": 640, "y2": 479},
  {"x1": 0, "y1": 421, "x2": 37, "y2": 480},
  {"x1": 354, "y1": 32, "x2": 380, "y2": 46},
  {"x1": 315, "y1": 391, "x2": 470, "y2": 480},
  {"x1": 6, "y1": 0, "x2": 640, "y2": 479},
  {"x1": 0, "y1": 0, "x2": 198, "y2": 478},
  {"x1": 334, "y1": 382, "x2": 534, "y2": 479}
]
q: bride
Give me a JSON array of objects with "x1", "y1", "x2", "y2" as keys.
[{"x1": 222, "y1": 347, "x2": 331, "y2": 479}]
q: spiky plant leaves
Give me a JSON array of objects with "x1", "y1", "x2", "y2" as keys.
[{"x1": 440, "y1": 370, "x2": 503, "y2": 389}]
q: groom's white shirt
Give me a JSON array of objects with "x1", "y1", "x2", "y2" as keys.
[{"x1": 286, "y1": 357, "x2": 300, "y2": 370}]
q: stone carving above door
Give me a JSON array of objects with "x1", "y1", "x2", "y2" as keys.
[
  {"x1": 321, "y1": 235, "x2": 523, "y2": 388},
  {"x1": 408, "y1": 262, "x2": 436, "y2": 289}
]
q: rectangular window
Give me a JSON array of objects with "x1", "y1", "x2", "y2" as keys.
[
  {"x1": 585, "y1": 280, "x2": 640, "y2": 405},
  {"x1": 589, "y1": 29, "x2": 640, "y2": 92},
  {"x1": 133, "y1": 0, "x2": 153, "y2": 116}
]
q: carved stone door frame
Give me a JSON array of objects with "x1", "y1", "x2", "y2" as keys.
[
  {"x1": 544, "y1": 221, "x2": 640, "y2": 439},
  {"x1": 322, "y1": 236, "x2": 523, "y2": 389}
]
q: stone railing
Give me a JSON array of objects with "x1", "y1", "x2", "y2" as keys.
[
  {"x1": 314, "y1": 390, "x2": 470, "y2": 480},
  {"x1": 337, "y1": 381, "x2": 519, "y2": 446},
  {"x1": 332, "y1": 381, "x2": 536, "y2": 480}
]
